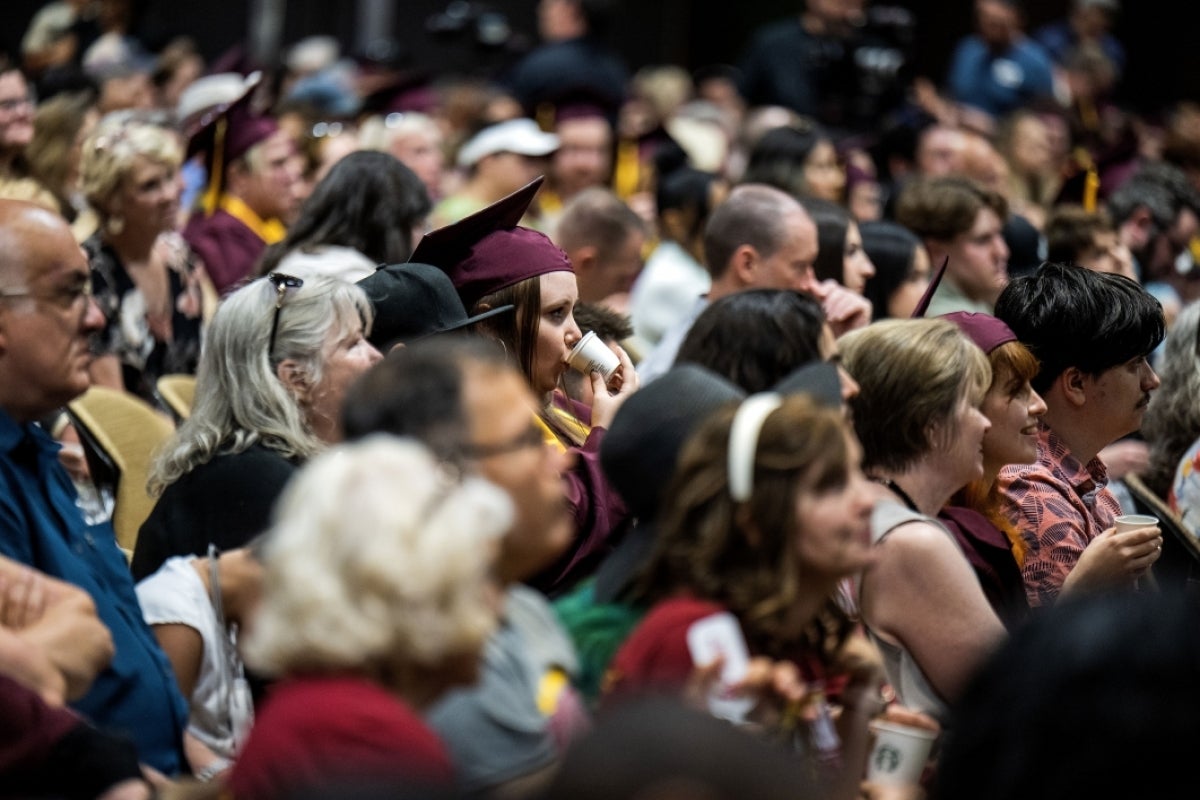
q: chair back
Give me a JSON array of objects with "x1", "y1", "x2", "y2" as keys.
[
  {"x1": 1123, "y1": 473, "x2": 1200, "y2": 594},
  {"x1": 156, "y1": 374, "x2": 197, "y2": 422},
  {"x1": 67, "y1": 386, "x2": 176, "y2": 553}
]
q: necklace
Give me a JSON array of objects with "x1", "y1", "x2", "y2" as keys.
[{"x1": 870, "y1": 476, "x2": 920, "y2": 513}]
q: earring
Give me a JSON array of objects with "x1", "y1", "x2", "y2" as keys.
[{"x1": 106, "y1": 215, "x2": 125, "y2": 235}]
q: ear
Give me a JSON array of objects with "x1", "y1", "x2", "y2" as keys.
[
  {"x1": 1057, "y1": 366, "x2": 1088, "y2": 408},
  {"x1": 731, "y1": 244, "x2": 758, "y2": 286},
  {"x1": 276, "y1": 359, "x2": 312, "y2": 403},
  {"x1": 387, "y1": 341, "x2": 406, "y2": 355},
  {"x1": 572, "y1": 245, "x2": 599, "y2": 274}
]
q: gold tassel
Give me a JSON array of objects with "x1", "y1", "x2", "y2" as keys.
[{"x1": 201, "y1": 117, "x2": 228, "y2": 216}]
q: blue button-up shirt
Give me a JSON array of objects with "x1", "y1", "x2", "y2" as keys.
[{"x1": 0, "y1": 407, "x2": 186, "y2": 775}]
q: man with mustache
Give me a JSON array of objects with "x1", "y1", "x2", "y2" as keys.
[{"x1": 993, "y1": 262, "x2": 1165, "y2": 607}]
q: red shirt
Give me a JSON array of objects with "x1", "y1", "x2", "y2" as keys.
[
  {"x1": 228, "y1": 675, "x2": 453, "y2": 799},
  {"x1": 602, "y1": 596, "x2": 846, "y2": 708}
]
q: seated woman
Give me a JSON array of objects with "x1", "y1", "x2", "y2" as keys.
[
  {"x1": 135, "y1": 541, "x2": 264, "y2": 783},
  {"x1": 741, "y1": 120, "x2": 845, "y2": 205},
  {"x1": 859, "y1": 219, "x2": 932, "y2": 320},
  {"x1": 1141, "y1": 301, "x2": 1200, "y2": 523},
  {"x1": 604, "y1": 393, "x2": 887, "y2": 797},
  {"x1": 79, "y1": 110, "x2": 208, "y2": 403},
  {"x1": 840, "y1": 318, "x2": 1006, "y2": 725},
  {"x1": 228, "y1": 437, "x2": 511, "y2": 799},
  {"x1": 412, "y1": 177, "x2": 639, "y2": 597},
  {"x1": 255, "y1": 150, "x2": 432, "y2": 282},
  {"x1": 131, "y1": 273, "x2": 382, "y2": 581},
  {"x1": 801, "y1": 196, "x2": 876, "y2": 297}
]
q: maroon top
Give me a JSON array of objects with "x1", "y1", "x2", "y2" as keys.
[
  {"x1": 528, "y1": 394, "x2": 629, "y2": 598},
  {"x1": 183, "y1": 208, "x2": 268, "y2": 295},
  {"x1": 228, "y1": 675, "x2": 453, "y2": 799}
]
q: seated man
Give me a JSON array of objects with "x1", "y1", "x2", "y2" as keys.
[
  {"x1": 341, "y1": 337, "x2": 587, "y2": 798},
  {"x1": 994, "y1": 261, "x2": 1165, "y2": 607},
  {"x1": 0, "y1": 200, "x2": 187, "y2": 774},
  {"x1": 1044, "y1": 203, "x2": 1136, "y2": 281},
  {"x1": 894, "y1": 175, "x2": 1010, "y2": 316},
  {"x1": 1, "y1": 555, "x2": 150, "y2": 798}
]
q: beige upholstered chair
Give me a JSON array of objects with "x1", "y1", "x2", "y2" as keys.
[{"x1": 67, "y1": 387, "x2": 175, "y2": 555}]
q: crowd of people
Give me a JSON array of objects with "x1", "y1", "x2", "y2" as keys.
[{"x1": 3, "y1": 0, "x2": 1200, "y2": 798}]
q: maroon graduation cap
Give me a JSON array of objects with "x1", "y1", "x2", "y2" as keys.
[
  {"x1": 185, "y1": 74, "x2": 279, "y2": 213},
  {"x1": 911, "y1": 254, "x2": 1016, "y2": 353},
  {"x1": 409, "y1": 176, "x2": 574, "y2": 311}
]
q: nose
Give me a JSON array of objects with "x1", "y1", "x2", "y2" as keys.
[
  {"x1": 995, "y1": 233, "x2": 1010, "y2": 264},
  {"x1": 1030, "y1": 389, "x2": 1048, "y2": 417},
  {"x1": 1143, "y1": 362, "x2": 1162, "y2": 391},
  {"x1": 565, "y1": 317, "x2": 583, "y2": 348},
  {"x1": 837, "y1": 365, "x2": 860, "y2": 401},
  {"x1": 82, "y1": 295, "x2": 106, "y2": 332},
  {"x1": 861, "y1": 253, "x2": 876, "y2": 279}
]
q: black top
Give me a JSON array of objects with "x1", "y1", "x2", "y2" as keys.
[{"x1": 131, "y1": 443, "x2": 298, "y2": 581}]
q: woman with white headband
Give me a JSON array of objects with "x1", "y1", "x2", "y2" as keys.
[{"x1": 602, "y1": 392, "x2": 905, "y2": 798}]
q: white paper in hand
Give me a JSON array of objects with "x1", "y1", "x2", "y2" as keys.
[{"x1": 686, "y1": 612, "x2": 755, "y2": 723}]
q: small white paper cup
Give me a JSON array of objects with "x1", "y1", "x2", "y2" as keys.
[
  {"x1": 1114, "y1": 514, "x2": 1159, "y2": 534},
  {"x1": 866, "y1": 720, "x2": 937, "y2": 787},
  {"x1": 567, "y1": 331, "x2": 620, "y2": 381}
]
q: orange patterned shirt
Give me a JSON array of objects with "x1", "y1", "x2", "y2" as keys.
[{"x1": 996, "y1": 423, "x2": 1121, "y2": 607}]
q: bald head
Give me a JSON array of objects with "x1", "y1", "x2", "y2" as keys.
[
  {"x1": 0, "y1": 199, "x2": 102, "y2": 420},
  {"x1": 704, "y1": 184, "x2": 812, "y2": 279}
]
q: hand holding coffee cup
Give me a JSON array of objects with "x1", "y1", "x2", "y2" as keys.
[{"x1": 1113, "y1": 514, "x2": 1159, "y2": 534}]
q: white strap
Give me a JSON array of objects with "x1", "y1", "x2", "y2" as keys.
[{"x1": 728, "y1": 393, "x2": 783, "y2": 502}]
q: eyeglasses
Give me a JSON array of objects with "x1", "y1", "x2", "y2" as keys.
[
  {"x1": 0, "y1": 91, "x2": 35, "y2": 113},
  {"x1": 0, "y1": 277, "x2": 94, "y2": 311},
  {"x1": 267, "y1": 273, "x2": 304, "y2": 356},
  {"x1": 463, "y1": 424, "x2": 546, "y2": 459}
]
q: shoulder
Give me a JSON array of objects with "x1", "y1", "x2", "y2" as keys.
[{"x1": 136, "y1": 558, "x2": 207, "y2": 624}]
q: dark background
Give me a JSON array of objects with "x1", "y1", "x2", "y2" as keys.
[{"x1": 5, "y1": 0, "x2": 1196, "y2": 117}]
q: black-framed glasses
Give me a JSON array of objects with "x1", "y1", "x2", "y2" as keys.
[
  {"x1": 267, "y1": 273, "x2": 304, "y2": 356},
  {"x1": 463, "y1": 424, "x2": 545, "y2": 459}
]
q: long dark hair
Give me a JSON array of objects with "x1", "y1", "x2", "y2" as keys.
[{"x1": 257, "y1": 150, "x2": 431, "y2": 275}]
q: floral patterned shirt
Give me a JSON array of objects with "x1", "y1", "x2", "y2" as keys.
[
  {"x1": 996, "y1": 423, "x2": 1121, "y2": 607},
  {"x1": 1169, "y1": 437, "x2": 1200, "y2": 539},
  {"x1": 85, "y1": 231, "x2": 204, "y2": 405}
]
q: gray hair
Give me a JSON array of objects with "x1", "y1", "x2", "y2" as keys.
[
  {"x1": 147, "y1": 274, "x2": 373, "y2": 494},
  {"x1": 1142, "y1": 301, "x2": 1200, "y2": 498},
  {"x1": 243, "y1": 435, "x2": 510, "y2": 679}
]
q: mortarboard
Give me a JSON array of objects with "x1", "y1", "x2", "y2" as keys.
[
  {"x1": 185, "y1": 73, "x2": 279, "y2": 214},
  {"x1": 409, "y1": 176, "x2": 573, "y2": 310},
  {"x1": 910, "y1": 253, "x2": 1017, "y2": 353}
]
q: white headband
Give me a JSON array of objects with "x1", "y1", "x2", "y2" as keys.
[{"x1": 727, "y1": 393, "x2": 784, "y2": 503}]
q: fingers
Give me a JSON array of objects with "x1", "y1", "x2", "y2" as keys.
[
  {"x1": 612, "y1": 345, "x2": 639, "y2": 396},
  {"x1": 0, "y1": 566, "x2": 48, "y2": 629}
]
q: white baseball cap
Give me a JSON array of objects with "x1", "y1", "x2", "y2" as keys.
[{"x1": 456, "y1": 118, "x2": 560, "y2": 168}]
